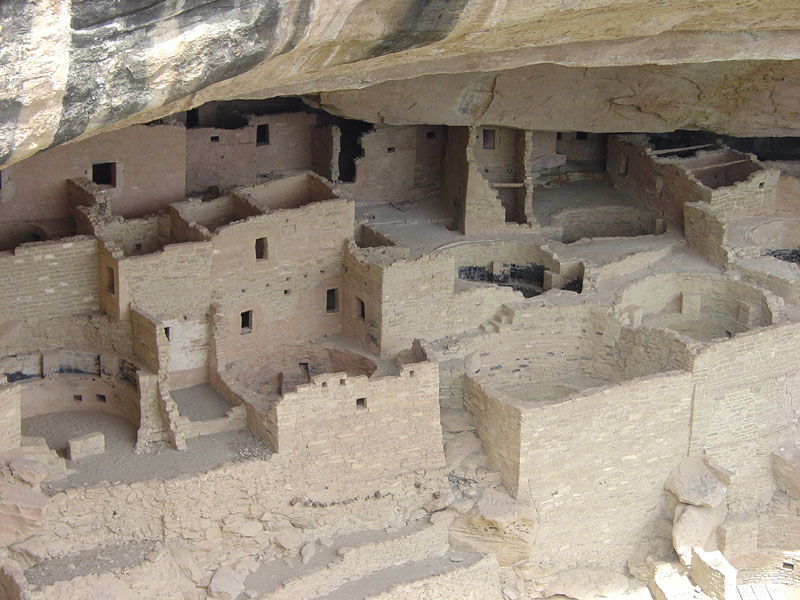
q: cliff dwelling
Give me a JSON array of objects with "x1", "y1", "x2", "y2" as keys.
[{"x1": 3, "y1": 3, "x2": 800, "y2": 600}]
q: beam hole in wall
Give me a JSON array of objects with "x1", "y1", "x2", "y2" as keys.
[
  {"x1": 326, "y1": 288, "x2": 339, "y2": 313},
  {"x1": 241, "y1": 310, "x2": 253, "y2": 334},
  {"x1": 482, "y1": 128, "x2": 496, "y2": 149},
  {"x1": 73, "y1": 395, "x2": 82, "y2": 401},
  {"x1": 105, "y1": 266, "x2": 115, "y2": 295},
  {"x1": 256, "y1": 124, "x2": 270, "y2": 146},
  {"x1": 96, "y1": 394, "x2": 106, "y2": 403},
  {"x1": 255, "y1": 237, "x2": 268, "y2": 260},
  {"x1": 92, "y1": 162, "x2": 116, "y2": 187},
  {"x1": 356, "y1": 397, "x2": 367, "y2": 410},
  {"x1": 356, "y1": 297, "x2": 366, "y2": 320}
]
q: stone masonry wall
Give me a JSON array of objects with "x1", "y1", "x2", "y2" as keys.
[
  {"x1": 0, "y1": 384, "x2": 21, "y2": 452},
  {"x1": 185, "y1": 112, "x2": 316, "y2": 193},
  {"x1": 0, "y1": 237, "x2": 98, "y2": 324},
  {"x1": 519, "y1": 371, "x2": 693, "y2": 568},
  {"x1": 275, "y1": 361, "x2": 445, "y2": 484},
  {"x1": 690, "y1": 322, "x2": 800, "y2": 512},
  {"x1": 211, "y1": 198, "x2": 353, "y2": 366},
  {"x1": 1, "y1": 124, "x2": 185, "y2": 222}
]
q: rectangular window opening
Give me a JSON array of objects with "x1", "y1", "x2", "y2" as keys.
[
  {"x1": 356, "y1": 397, "x2": 367, "y2": 410},
  {"x1": 576, "y1": 131, "x2": 588, "y2": 140},
  {"x1": 241, "y1": 310, "x2": 253, "y2": 334},
  {"x1": 784, "y1": 562, "x2": 795, "y2": 570},
  {"x1": 556, "y1": 132, "x2": 562, "y2": 141},
  {"x1": 326, "y1": 288, "x2": 339, "y2": 313},
  {"x1": 340, "y1": 378, "x2": 347, "y2": 386},
  {"x1": 426, "y1": 130, "x2": 436, "y2": 140},
  {"x1": 186, "y1": 108, "x2": 199, "y2": 129},
  {"x1": 96, "y1": 394, "x2": 106, "y2": 403},
  {"x1": 164, "y1": 327, "x2": 170, "y2": 341},
  {"x1": 256, "y1": 124, "x2": 270, "y2": 146},
  {"x1": 73, "y1": 394, "x2": 82, "y2": 402},
  {"x1": 387, "y1": 147, "x2": 396, "y2": 153},
  {"x1": 105, "y1": 265, "x2": 115, "y2": 295},
  {"x1": 356, "y1": 297, "x2": 365, "y2": 320},
  {"x1": 255, "y1": 237, "x2": 268, "y2": 260},
  {"x1": 92, "y1": 162, "x2": 116, "y2": 187},
  {"x1": 482, "y1": 128, "x2": 496, "y2": 150},
  {"x1": 619, "y1": 154, "x2": 629, "y2": 177},
  {"x1": 210, "y1": 135, "x2": 220, "y2": 142}
]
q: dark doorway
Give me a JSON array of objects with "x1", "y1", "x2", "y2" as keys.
[{"x1": 338, "y1": 120, "x2": 373, "y2": 183}]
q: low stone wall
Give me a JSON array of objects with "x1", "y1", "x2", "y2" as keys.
[{"x1": 370, "y1": 555, "x2": 501, "y2": 600}]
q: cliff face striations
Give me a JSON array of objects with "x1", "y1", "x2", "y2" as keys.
[{"x1": 2, "y1": 0, "x2": 800, "y2": 168}]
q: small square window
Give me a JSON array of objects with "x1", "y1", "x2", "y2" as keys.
[
  {"x1": 426, "y1": 130, "x2": 436, "y2": 140},
  {"x1": 92, "y1": 162, "x2": 116, "y2": 187},
  {"x1": 73, "y1": 394, "x2": 82, "y2": 401},
  {"x1": 321, "y1": 381, "x2": 328, "y2": 388},
  {"x1": 482, "y1": 129, "x2": 496, "y2": 150},
  {"x1": 784, "y1": 562, "x2": 795, "y2": 570},
  {"x1": 284, "y1": 289, "x2": 290, "y2": 295},
  {"x1": 96, "y1": 394, "x2": 106, "y2": 403},
  {"x1": 326, "y1": 288, "x2": 339, "y2": 313},
  {"x1": 241, "y1": 310, "x2": 253, "y2": 334},
  {"x1": 133, "y1": 243, "x2": 142, "y2": 252},
  {"x1": 356, "y1": 297, "x2": 365, "y2": 320},
  {"x1": 210, "y1": 136, "x2": 220, "y2": 142},
  {"x1": 576, "y1": 131, "x2": 588, "y2": 140},
  {"x1": 105, "y1": 265, "x2": 115, "y2": 295},
  {"x1": 356, "y1": 397, "x2": 367, "y2": 410},
  {"x1": 387, "y1": 147, "x2": 396, "y2": 153},
  {"x1": 340, "y1": 378, "x2": 347, "y2": 386},
  {"x1": 257, "y1": 124, "x2": 269, "y2": 146},
  {"x1": 255, "y1": 237, "x2": 268, "y2": 260}
]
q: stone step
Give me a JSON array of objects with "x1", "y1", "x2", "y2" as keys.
[
  {"x1": 315, "y1": 552, "x2": 497, "y2": 600},
  {"x1": 249, "y1": 516, "x2": 453, "y2": 600}
]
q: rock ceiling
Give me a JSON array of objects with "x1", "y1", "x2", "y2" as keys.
[{"x1": 2, "y1": 0, "x2": 800, "y2": 169}]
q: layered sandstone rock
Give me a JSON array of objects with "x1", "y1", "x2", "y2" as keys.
[{"x1": 3, "y1": 0, "x2": 800, "y2": 168}]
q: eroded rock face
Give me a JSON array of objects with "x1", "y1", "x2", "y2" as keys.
[
  {"x1": 0, "y1": 481, "x2": 46, "y2": 546},
  {"x1": 3, "y1": 1, "x2": 800, "y2": 168},
  {"x1": 449, "y1": 487, "x2": 537, "y2": 566}
]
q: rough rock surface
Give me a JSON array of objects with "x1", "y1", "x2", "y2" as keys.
[
  {"x1": 664, "y1": 457, "x2": 727, "y2": 508},
  {"x1": 208, "y1": 566, "x2": 245, "y2": 600},
  {"x1": 542, "y1": 568, "x2": 630, "y2": 600},
  {"x1": 4, "y1": 1, "x2": 800, "y2": 167},
  {"x1": 0, "y1": 481, "x2": 46, "y2": 546},
  {"x1": 671, "y1": 502, "x2": 726, "y2": 566},
  {"x1": 450, "y1": 487, "x2": 537, "y2": 566}
]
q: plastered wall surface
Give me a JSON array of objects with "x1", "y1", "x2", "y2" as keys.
[{"x1": 1, "y1": 125, "x2": 186, "y2": 223}]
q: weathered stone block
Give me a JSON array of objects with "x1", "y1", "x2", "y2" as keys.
[
  {"x1": 67, "y1": 431, "x2": 105, "y2": 460},
  {"x1": 689, "y1": 547, "x2": 736, "y2": 600}
]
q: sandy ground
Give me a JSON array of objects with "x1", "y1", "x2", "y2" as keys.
[
  {"x1": 22, "y1": 411, "x2": 272, "y2": 493},
  {"x1": 172, "y1": 383, "x2": 232, "y2": 421}
]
